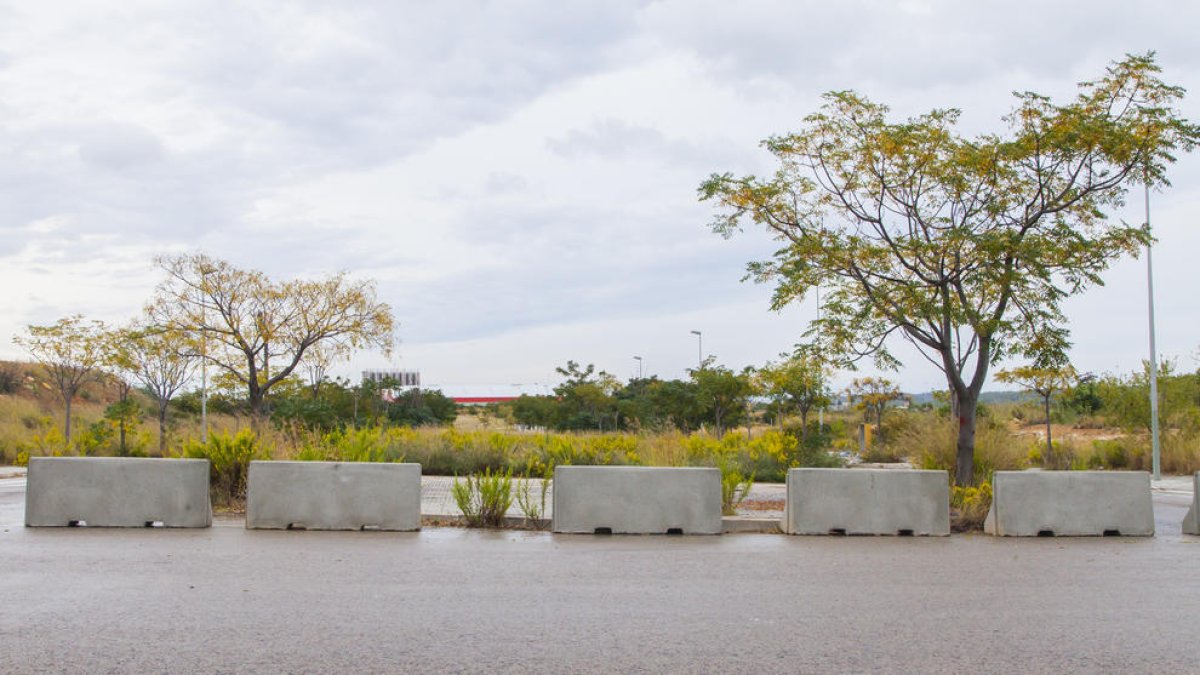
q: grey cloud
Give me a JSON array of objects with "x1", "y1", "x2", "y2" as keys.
[
  {"x1": 641, "y1": 0, "x2": 1200, "y2": 93},
  {"x1": 546, "y1": 118, "x2": 756, "y2": 170},
  {"x1": 366, "y1": 200, "x2": 773, "y2": 344},
  {"x1": 154, "y1": 2, "x2": 648, "y2": 171},
  {"x1": 77, "y1": 124, "x2": 165, "y2": 171}
]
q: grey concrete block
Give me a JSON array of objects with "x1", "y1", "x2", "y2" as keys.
[
  {"x1": 1183, "y1": 473, "x2": 1199, "y2": 536},
  {"x1": 246, "y1": 461, "x2": 421, "y2": 531},
  {"x1": 552, "y1": 466, "x2": 722, "y2": 535},
  {"x1": 783, "y1": 468, "x2": 950, "y2": 536},
  {"x1": 984, "y1": 470, "x2": 1153, "y2": 537},
  {"x1": 25, "y1": 457, "x2": 211, "y2": 528}
]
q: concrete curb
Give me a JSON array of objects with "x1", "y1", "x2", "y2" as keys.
[
  {"x1": 722, "y1": 516, "x2": 782, "y2": 534},
  {"x1": 422, "y1": 514, "x2": 552, "y2": 529}
]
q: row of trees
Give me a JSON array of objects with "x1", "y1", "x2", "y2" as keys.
[
  {"x1": 508, "y1": 357, "x2": 906, "y2": 439},
  {"x1": 13, "y1": 253, "x2": 395, "y2": 452}
]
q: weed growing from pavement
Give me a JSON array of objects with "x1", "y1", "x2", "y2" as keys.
[{"x1": 452, "y1": 467, "x2": 514, "y2": 527}]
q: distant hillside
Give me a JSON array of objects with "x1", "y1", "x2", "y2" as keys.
[
  {"x1": 908, "y1": 390, "x2": 1034, "y2": 405},
  {"x1": 0, "y1": 360, "x2": 124, "y2": 406}
]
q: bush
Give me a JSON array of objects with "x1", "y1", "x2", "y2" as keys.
[
  {"x1": 913, "y1": 417, "x2": 1026, "y2": 484},
  {"x1": 720, "y1": 463, "x2": 753, "y2": 516},
  {"x1": 515, "y1": 461, "x2": 552, "y2": 528},
  {"x1": 293, "y1": 426, "x2": 408, "y2": 463},
  {"x1": 951, "y1": 481, "x2": 992, "y2": 531},
  {"x1": 179, "y1": 429, "x2": 269, "y2": 506},
  {"x1": 0, "y1": 364, "x2": 18, "y2": 395},
  {"x1": 452, "y1": 468, "x2": 513, "y2": 527}
]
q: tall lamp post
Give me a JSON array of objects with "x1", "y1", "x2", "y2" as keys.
[
  {"x1": 1145, "y1": 181, "x2": 1161, "y2": 481},
  {"x1": 689, "y1": 330, "x2": 702, "y2": 370},
  {"x1": 633, "y1": 355, "x2": 643, "y2": 380}
]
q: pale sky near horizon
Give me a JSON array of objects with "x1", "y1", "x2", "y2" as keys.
[{"x1": 1, "y1": 1, "x2": 1198, "y2": 394}]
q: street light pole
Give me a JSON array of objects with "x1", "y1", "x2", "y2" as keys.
[
  {"x1": 689, "y1": 330, "x2": 702, "y2": 370},
  {"x1": 817, "y1": 284, "x2": 824, "y2": 428},
  {"x1": 1145, "y1": 182, "x2": 1161, "y2": 481},
  {"x1": 633, "y1": 355, "x2": 643, "y2": 380}
]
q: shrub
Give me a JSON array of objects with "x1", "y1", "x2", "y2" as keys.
[
  {"x1": 452, "y1": 468, "x2": 514, "y2": 527},
  {"x1": 293, "y1": 426, "x2": 408, "y2": 463},
  {"x1": 951, "y1": 481, "x2": 992, "y2": 531},
  {"x1": 720, "y1": 463, "x2": 753, "y2": 516},
  {"x1": 179, "y1": 429, "x2": 269, "y2": 506},
  {"x1": 515, "y1": 462, "x2": 552, "y2": 528},
  {"x1": 913, "y1": 418, "x2": 1026, "y2": 484},
  {"x1": 0, "y1": 364, "x2": 18, "y2": 395}
]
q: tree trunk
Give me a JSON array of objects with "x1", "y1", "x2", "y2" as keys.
[
  {"x1": 249, "y1": 383, "x2": 265, "y2": 430},
  {"x1": 799, "y1": 407, "x2": 809, "y2": 445},
  {"x1": 158, "y1": 402, "x2": 169, "y2": 456},
  {"x1": 64, "y1": 395, "x2": 73, "y2": 445},
  {"x1": 954, "y1": 389, "x2": 979, "y2": 486}
]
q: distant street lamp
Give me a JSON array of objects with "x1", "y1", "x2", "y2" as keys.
[
  {"x1": 633, "y1": 355, "x2": 643, "y2": 380},
  {"x1": 690, "y1": 330, "x2": 702, "y2": 370}
]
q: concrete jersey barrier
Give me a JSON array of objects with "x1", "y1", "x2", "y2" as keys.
[
  {"x1": 246, "y1": 461, "x2": 421, "y2": 531},
  {"x1": 25, "y1": 457, "x2": 212, "y2": 528},
  {"x1": 1183, "y1": 472, "x2": 1199, "y2": 536},
  {"x1": 783, "y1": 468, "x2": 950, "y2": 536},
  {"x1": 552, "y1": 466, "x2": 722, "y2": 535},
  {"x1": 984, "y1": 470, "x2": 1153, "y2": 537}
]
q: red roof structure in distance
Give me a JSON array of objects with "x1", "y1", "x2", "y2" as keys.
[{"x1": 426, "y1": 384, "x2": 550, "y2": 405}]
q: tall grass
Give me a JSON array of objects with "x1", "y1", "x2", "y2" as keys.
[{"x1": 897, "y1": 414, "x2": 1028, "y2": 484}]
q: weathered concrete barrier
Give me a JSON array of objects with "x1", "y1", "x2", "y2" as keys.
[
  {"x1": 783, "y1": 468, "x2": 950, "y2": 536},
  {"x1": 1182, "y1": 472, "x2": 1199, "y2": 535},
  {"x1": 985, "y1": 470, "x2": 1153, "y2": 537},
  {"x1": 25, "y1": 457, "x2": 211, "y2": 528},
  {"x1": 246, "y1": 461, "x2": 421, "y2": 531},
  {"x1": 552, "y1": 466, "x2": 721, "y2": 535}
]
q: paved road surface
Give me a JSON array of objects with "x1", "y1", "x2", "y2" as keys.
[{"x1": 1, "y1": 476, "x2": 1198, "y2": 673}]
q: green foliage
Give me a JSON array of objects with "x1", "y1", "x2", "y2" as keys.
[
  {"x1": 757, "y1": 355, "x2": 829, "y2": 439},
  {"x1": 683, "y1": 429, "x2": 842, "y2": 483},
  {"x1": 690, "y1": 360, "x2": 755, "y2": 436},
  {"x1": 16, "y1": 424, "x2": 69, "y2": 459},
  {"x1": 13, "y1": 315, "x2": 108, "y2": 443},
  {"x1": 719, "y1": 463, "x2": 754, "y2": 516},
  {"x1": 179, "y1": 429, "x2": 269, "y2": 505},
  {"x1": 452, "y1": 468, "x2": 514, "y2": 528},
  {"x1": 293, "y1": 426, "x2": 407, "y2": 463},
  {"x1": 515, "y1": 461, "x2": 552, "y2": 528},
  {"x1": 846, "y1": 377, "x2": 904, "y2": 426},
  {"x1": 385, "y1": 389, "x2": 458, "y2": 427}
]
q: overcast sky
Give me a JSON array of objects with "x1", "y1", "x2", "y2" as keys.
[{"x1": 2, "y1": 1, "x2": 1198, "y2": 393}]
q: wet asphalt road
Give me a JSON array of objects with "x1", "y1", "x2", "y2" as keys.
[{"x1": 2, "y1": 478, "x2": 1199, "y2": 674}]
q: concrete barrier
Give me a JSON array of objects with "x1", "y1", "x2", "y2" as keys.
[
  {"x1": 552, "y1": 466, "x2": 721, "y2": 535},
  {"x1": 25, "y1": 457, "x2": 211, "y2": 528},
  {"x1": 1183, "y1": 472, "x2": 1199, "y2": 536},
  {"x1": 783, "y1": 468, "x2": 950, "y2": 536},
  {"x1": 984, "y1": 470, "x2": 1153, "y2": 537},
  {"x1": 246, "y1": 461, "x2": 421, "y2": 531}
]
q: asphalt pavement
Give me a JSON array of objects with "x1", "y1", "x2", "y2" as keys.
[{"x1": 1, "y1": 475, "x2": 1198, "y2": 673}]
